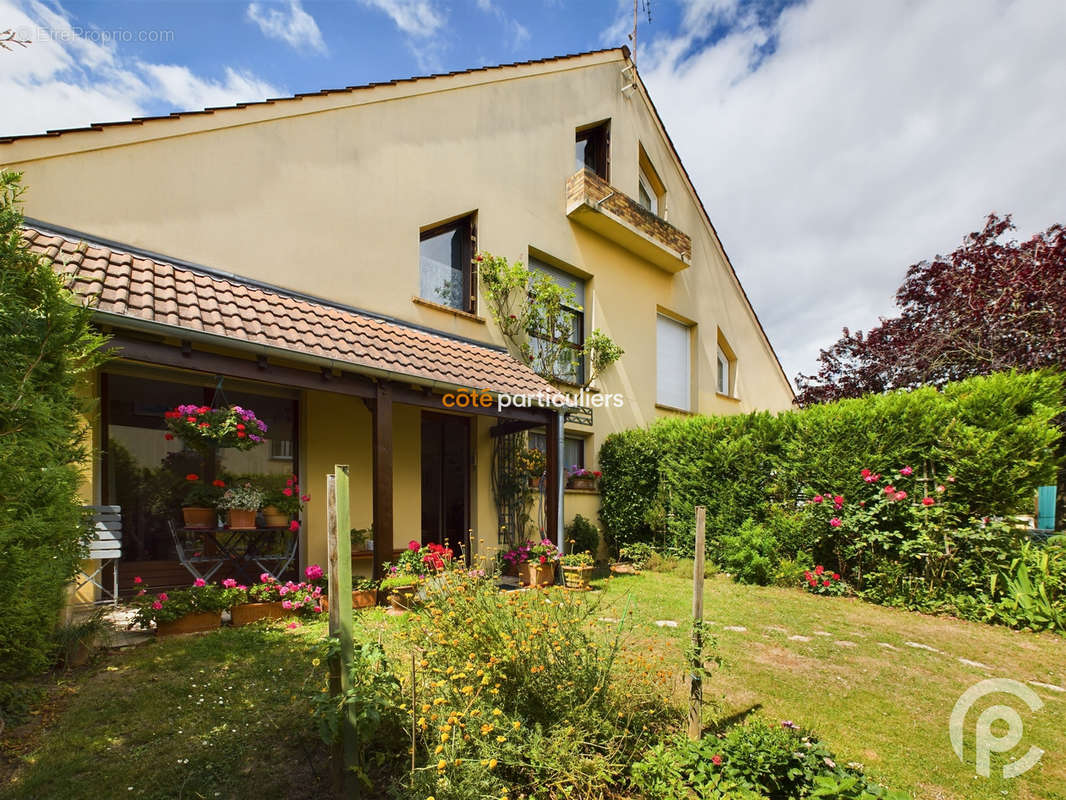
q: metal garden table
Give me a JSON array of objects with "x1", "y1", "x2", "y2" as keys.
[{"x1": 167, "y1": 521, "x2": 299, "y2": 584}]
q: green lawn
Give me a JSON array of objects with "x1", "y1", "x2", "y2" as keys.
[{"x1": 3, "y1": 574, "x2": 1064, "y2": 800}]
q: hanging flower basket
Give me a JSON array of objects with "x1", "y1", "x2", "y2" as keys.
[{"x1": 164, "y1": 404, "x2": 267, "y2": 451}]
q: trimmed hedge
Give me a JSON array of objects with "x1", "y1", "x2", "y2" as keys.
[{"x1": 598, "y1": 371, "x2": 1064, "y2": 555}]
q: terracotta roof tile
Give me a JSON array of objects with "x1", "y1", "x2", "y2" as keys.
[{"x1": 21, "y1": 224, "x2": 560, "y2": 398}]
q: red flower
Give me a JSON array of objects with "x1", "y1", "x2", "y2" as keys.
[
  {"x1": 829, "y1": 517, "x2": 842, "y2": 528},
  {"x1": 237, "y1": 431, "x2": 246, "y2": 438},
  {"x1": 282, "y1": 488, "x2": 293, "y2": 496},
  {"x1": 289, "y1": 520, "x2": 300, "y2": 531},
  {"x1": 408, "y1": 540, "x2": 420, "y2": 550},
  {"x1": 815, "y1": 565, "x2": 824, "y2": 575},
  {"x1": 822, "y1": 580, "x2": 830, "y2": 587},
  {"x1": 894, "y1": 491, "x2": 907, "y2": 501},
  {"x1": 212, "y1": 479, "x2": 226, "y2": 487},
  {"x1": 860, "y1": 468, "x2": 871, "y2": 478},
  {"x1": 921, "y1": 496, "x2": 935, "y2": 506},
  {"x1": 133, "y1": 575, "x2": 142, "y2": 584},
  {"x1": 236, "y1": 423, "x2": 245, "y2": 431},
  {"x1": 811, "y1": 494, "x2": 824, "y2": 504},
  {"x1": 164, "y1": 433, "x2": 174, "y2": 440},
  {"x1": 711, "y1": 755, "x2": 723, "y2": 766},
  {"x1": 158, "y1": 592, "x2": 169, "y2": 602},
  {"x1": 301, "y1": 494, "x2": 311, "y2": 502},
  {"x1": 832, "y1": 573, "x2": 840, "y2": 580},
  {"x1": 884, "y1": 485, "x2": 895, "y2": 494},
  {"x1": 186, "y1": 473, "x2": 199, "y2": 481},
  {"x1": 833, "y1": 495, "x2": 844, "y2": 506},
  {"x1": 186, "y1": 416, "x2": 197, "y2": 423}
]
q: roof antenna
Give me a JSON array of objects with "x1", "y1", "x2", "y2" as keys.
[{"x1": 628, "y1": 0, "x2": 652, "y2": 65}]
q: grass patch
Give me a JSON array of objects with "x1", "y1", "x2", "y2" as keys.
[{"x1": 4, "y1": 575, "x2": 1065, "y2": 799}]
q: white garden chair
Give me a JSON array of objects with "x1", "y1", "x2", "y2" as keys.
[{"x1": 73, "y1": 505, "x2": 122, "y2": 605}]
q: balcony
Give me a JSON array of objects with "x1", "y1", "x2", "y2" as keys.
[{"x1": 565, "y1": 168, "x2": 691, "y2": 273}]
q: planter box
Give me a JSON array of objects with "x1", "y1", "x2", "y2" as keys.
[
  {"x1": 519, "y1": 562, "x2": 556, "y2": 587},
  {"x1": 157, "y1": 611, "x2": 221, "y2": 636},
  {"x1": 385, "y1": 584, "x2": 417, "y2": 612},
  {"x1": 561, "y1": 565, "x2": 594, "y2": 590},
  {"x1": 320, "y1": 590, "x2": 378, "y2": 612},
  {"x1": 231, "y1": 601, "x2": 289, "y2": 626},
  {"x1": 227, "y1": 509, "x2": 257, "y2": 530},
  {"x1": 261, "y1": 506, "x2": 290, "y2": 527},
  {"x1": 567, "y1": 477, "x2": 597, "y2": 491},
  {"x1": 182, "y1": 506, "x2": 215, "y2": 528}
]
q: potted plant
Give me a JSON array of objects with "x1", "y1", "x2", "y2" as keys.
[
  {"x1": 517, "y1": 447, "x2": 547, "y2": 488},
  {"x1": 566, "y1": 466, "x2": 601, "y2": 491},
  {"x1": 217, "y1": 482, "x2": 265, "y2": 529},
  {"x1": 131, "y1": 580, "x2": 232, "y2": 635},
  {"x1": 612, "y1": 542, "x2": 655, "y2": 575},
  {"x1": 504, "y1": 538, "x2": 559, "y2": 586},
  {"x1": 262, "y1": 474, "x2": 309, "y2": 527},
  {"x1": 351, "y1": 526, "x2": 373, "y2": 553},
  {"x1": 180, "y1": 473, "x2": 226, "y2": 528},
  {"x1": 380, "y1": 573, "x2": 420, "y2": 612},
  {"x1": 164, "y1": 404, "x2": 268, "y2": 451},
  {"x1": 560, "y1": 551, "x2": 595, "y2": 589}
]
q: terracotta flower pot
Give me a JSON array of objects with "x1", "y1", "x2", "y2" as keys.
[
  {"x1": 562, "y1": 565, "x2": 594, "y2": 589},
  {"x1": 386, "y1": 585, "x2": 417, "y2": 611},
  {"x1": 231, "y1": 601, "x2": 289, "y2": 626},
  {"x1": 157, "y1": 611, "x2": 221, "y2": 636},
  {"x1": 519, "y1": 561, "x2": 556, "y2": 587},
  {"x1": 261, "y1": 505, "x2": 290, "y2": 527},
  {"x1": 529, "y1": 476, "x2": 543, "y2": 489},
  {"x1": 227, "y1": 509, "x2": 258, "y2": 529},
  {"x1": 320, "y1": 590, "x2": 377, "y2": 612},
  {"x1": 182, "y1": 506, "x2": 216, "y2": 528}
]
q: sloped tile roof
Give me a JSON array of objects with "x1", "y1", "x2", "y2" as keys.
[{"x1": 21, "y1": 223, "x2": 559, "y2": 397}]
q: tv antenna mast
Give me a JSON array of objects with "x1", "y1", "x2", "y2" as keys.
[{"x1": 629, "y1": 0, "x2": 652, "y2": 64}]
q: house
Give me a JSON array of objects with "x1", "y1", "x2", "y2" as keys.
[{"x1": 1, "y1": 47, "x2": 795, "y2": 593}]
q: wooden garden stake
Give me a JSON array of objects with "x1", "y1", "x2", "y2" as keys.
[
  {"x1": 688, "y1": 505, "x2": 706, "y2": 740},
  {"x1": 327, "y1": 466, "x2": 357, "y2": 796}
]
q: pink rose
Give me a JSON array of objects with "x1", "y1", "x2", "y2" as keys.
[
  {"x1": 408, "y1": 540, "x2": 420, "y2": 550},
  {"x1": 811, "y1": 495, "x2": 824, "y2": 504},
  {"x1": 158, "y1": 592, "x2": 168, "y2": 602},
  {"x1": 194, "y1": 578, "x2": 206, "y2": 587},
  {"x1": 829, "y1": 517, "x2": 842, "y2": 528},
  {"x1": 152, "y1": 600, "x2": 163, "y2": 610},
  {"x1": 282, "y1": 488, "x2": 293, "y2": 497},
  {"x1": 900, "y1": 466, "x2": 913, "y2": 476},
  {"x1": 921, "y1": 496, "x2": 934, "y2": 506},
  {"x1": 289, "y1": 520, "x2": 300, "y2": 531},
  {"x1": 894, "y1": 491, "x2": 907, "y2": 501},
  {"x1": 281, "y1": 600, "x2": 292, "y2": 610}
]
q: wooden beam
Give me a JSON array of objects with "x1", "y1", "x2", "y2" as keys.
[
  {"x1": 104, "y1": 334, "x2": 555, "y2": 424},
  {"x1": 689, "y1": 506, "x2": 706, "y2": 741},
  {"x1": 372, "y1": 383, "x2": 394, "y2": 581},
  {"x1": 489, "y1": 419, "x2": 545, "y2": 438}
]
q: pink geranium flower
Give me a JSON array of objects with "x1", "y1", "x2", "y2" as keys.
[
  {"x1": 894, "y1": 491, "x2": 907, "y2": 501},
  {"x1": 900, "y1": 466, "x2": 913, "y2": 476},
  {"x1": 152, "y1": 600, "x2": 163, "y2": 610},
  {"x1": 921, "y1": 496, "x2": 935, "y2": 506},
  {"x1": 194, "y1": 578, "x2": 206, "y2": 587},
  {"x1": 289, "y1": 520, "x2": 300, "y2": 531},
  {"x1": 222, "y1": 578, "x2": 237, "y2": 588},
  {"x1": 829, "y1": 517, "x2": 842, "y2": 528},
  {"x1": 158, "y1": 592, "x2": 168, "y2": 602},
  {"x1": 811, "y1": 495, "x2": 824, "y2": 504}
]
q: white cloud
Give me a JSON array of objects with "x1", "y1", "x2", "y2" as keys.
[
  {"x1": 641, "y1": 0, "x2": 1066, "y2": 384},
  {"x1": 358, "y1": 0, "x2": 444, "y2": 39},
  {"x1": 247, "y1": 0, "x2": 327, "y2": 55},
  {"x1": 473, "y1": 0, "x2": 528, "y2": 50},
  {"x1": 0, "y1": 0, "x2": 282, "y2": 139}
]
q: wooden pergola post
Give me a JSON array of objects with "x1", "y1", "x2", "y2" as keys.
[
  {"x1": 545, "y1": 410, "x2": 563, "y2": 549},
  {"x1": 371, "y1": 382, "x2": 394, "y2": 580}
]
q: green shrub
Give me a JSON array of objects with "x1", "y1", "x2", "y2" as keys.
[
  {"x1": 619, "y1": 541, "x2": 657, "y2": 570},
  {"x1": 0, "y1": 171, "x2": 107, "y2": 679},
  {"x1": 564, "y1": 513, "x2": 600, "y2": 558},
  {"x1": 720, "y1": 519, "x2": 778, "y2": 585},
  {"x1": 631, "y1": 719, "x2": 909, "y2": 800},
  {"x1": 598, "y1": 427, "x2": 662, "y2": 551},
  {"x1": 773, "y1": 552, "x2": 813, "y2": 588}
]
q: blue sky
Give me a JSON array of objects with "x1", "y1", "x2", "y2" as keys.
[{"x1": 3, "y1": 0, "x2": 1064, "y2": 383}]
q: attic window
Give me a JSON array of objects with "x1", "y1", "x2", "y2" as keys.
[
  {"x1": 419, "y1": 214, "x2": 477, "y2": 313},
  {"x1": 637, "y1": 145, "x2": 666, "y2": 218},
  {"x1": 575, "y1": 121, "x2": 610, "y2": 180}
]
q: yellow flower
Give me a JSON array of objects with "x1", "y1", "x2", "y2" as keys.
[
  {"x1": 435, "y1": 745, "x2": 443, "y2": 754},
  {"x1": 496, "y1": 735, "x2": 506, "y2": 743},
  {"x1": 489, "y1": 759, "x2": 498, "y2": 769},
  {"x1": 441, "y1": 733, "x2": 449, "y2": 742},
  {"x1": 492, "y1": 709, "x2": 502, "y2": 716},
  {"x1": 512, "y1": 721, "x2": 521, "y2": 730},
  {"x1": 437, "y1": 759, "x2": 447, "y2": 771},
  {"x1": 311, "y1": 658, "x2": 320, "y2": 667}
]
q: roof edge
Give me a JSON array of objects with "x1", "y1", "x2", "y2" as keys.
[
  {"x1": 23, "y1": 217, "x2": 510, "y2": 355},
  {"x1": 1, "y1": 47, "x2": 629, "y2": 148}
]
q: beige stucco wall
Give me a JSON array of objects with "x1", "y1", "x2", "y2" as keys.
[{"x1": 4, "y1": 50, "x2": 794, "y2": 570}]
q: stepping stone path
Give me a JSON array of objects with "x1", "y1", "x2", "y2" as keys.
[
  {"x1": 654, "y1": 620, "x2": 679, "y2": 628},
  {"x1": 765, "y1": 625, "x2": 789, "y2": 634},
  {"x1": 597, "y1": 617, "x2": 620, "y2": 624},
  {"x1": 723, "y1": 625, "x2": 747, "y2": 632},
  {"x1": 788, "y1": 635, "x2": 812, "y2": 642},
  {"x1": 834, "y1": 641, "x2": 858, "y2": 648},
  {"x1": 958, "y1": 658, "x2": 990, "y2": 669},
  {"x1": 1029, "y1": 680, "x2": 1065, "y2": 693},
  {"x1": 813, "y1": 631, "x2": 832, "y2": 637},
  {"x1": 877, "y1": 642, "x2": 899, "y2": 650},
  {"x1": 904, "y1": 641, "x2": 941, "y2": 653}
]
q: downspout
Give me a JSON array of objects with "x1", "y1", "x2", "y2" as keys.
[{"x1": 556, "y1": 409, "x2": 565, "y2": 561}]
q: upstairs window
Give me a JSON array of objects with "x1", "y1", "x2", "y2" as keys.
[
  {"x1": 717, "y1": 332, "x2": 736, "y2": 397},
  {"x1": 638, "y1": 145, "x2": 666, "y2": 218},
  {"x1": 529, "y1": 256, "x2": 586, "y2": 385},
  {"x1": 420, "y1": 214, "x2": 476, "y2": 313},
  {"x1": 717, "y1": 349, "x2": 730, "y2": 395},
  {"x1": 657, "y1": 313, "x2": 692, "y2": 411},
  {"x1": 575, "y1": 121, "x2": 610, "y2": 180}
]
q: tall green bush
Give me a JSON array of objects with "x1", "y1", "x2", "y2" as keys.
[
  {"x1": 598, "y1": 371, "x2": 1063, "y2": 556},
  {"x1": 0, "y1": 171, "x2": 105, "y2": 679}
]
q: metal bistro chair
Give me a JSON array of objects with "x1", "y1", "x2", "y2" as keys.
[{"x1": 74, "y1": 505, "x2": 122, "y2": 605}]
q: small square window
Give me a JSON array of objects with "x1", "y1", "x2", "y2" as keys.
[
  {"x1": 575, "y1": 121, "x2": 610, "y2": 179},
  {"x1": 420, "y1": 215, "x2": 476, "y2": 313}
]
